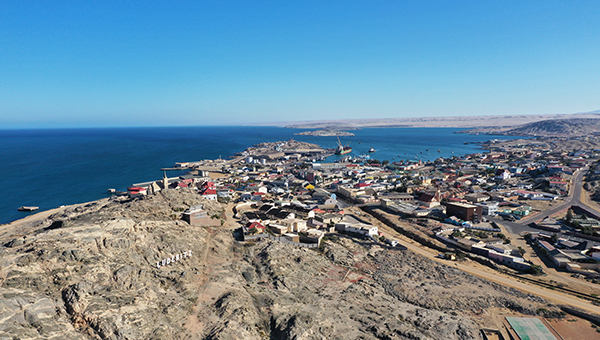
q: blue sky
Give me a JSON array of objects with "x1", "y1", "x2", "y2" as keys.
[{"x1": 1, "y1": 1, "x2": 599, "y2": 128}]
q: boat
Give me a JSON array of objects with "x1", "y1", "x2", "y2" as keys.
[
  {"x1": 18, "y1": 206, "x2": 39, "y2": 212},
  {"x1": 335, "y1": 137, "x2": 352, "y2": 155},
  {"x1": 368, "y1": 147, "x2": 376, "y2": 153}
]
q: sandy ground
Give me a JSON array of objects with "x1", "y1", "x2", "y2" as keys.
[
  {"x1": 183, "y1": 203, "x2": 243, "y2": 337},
  {"x1": 546, "y1": 318, "x2": 600, "y2": 340},
  {"x1": 581, "y1": 188, "x2": 600, "y2": 213}
]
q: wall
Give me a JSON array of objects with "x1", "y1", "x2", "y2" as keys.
[{"x1": 243, "y1": 233, "x2": 319, "y2": 248}]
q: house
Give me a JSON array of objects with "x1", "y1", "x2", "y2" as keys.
[
  {"x1": 336, "y1": 222, "x2": 378, "y2": 236},
  {"x1": 417, "y1": 192, "x2": 441, "y2": 208},
  {"x1": 239, "y1": 192, "x2": 252, "y2": 201},
  {"x1": 317, "y1": 213, "x2": 343, "y2": 225},
  {"x1": 268, "y1": 224, "x2": 289, "y2": 235},
  {"x1": 282, "y1": 233, "x2": 300, "y2": 243},
  {"x1": 477, "y1": 201, "x2": 498, "y2": 216},
  {"x1": 245, "y1": 221, "x2": 266, "y2": 233},
  {"x1": 307, "y1": 218, "x2": 325, "y2": 229},
  {"x1": 549, "y1": 180, "x2": 569, "y2": 192},
  {"x1": 200, "y1": 181, "x2": 216, "y2": 190},
  {"x1": 318, "y1": 197, "x2": 338, "y2": 210},
  {"x1": 487, "y1": 244, "x2": 520, "y2": 256},
  {"x1": 217, "y1": 189, "x2": 233, "y2": 199},
  {"x1": 201, "y1": 188, "x2": 218, "y2": 201},
  {"x1": 251, "y1": 192, "x2": 266, "y2": 201},
  {"x1": 300, "y1": 229, "x2": 325, "y2": 244},
  {"x1": 464, "y1": 192, "x2": 489, "y2": 203},
  {"x1": 495, "y1": 169, "x2": 511, "y2": 181},
  {"x1": 127, "y1": 186, "x2": 147, "y2": 198},
  {"x1": 472, "y1": 244, "x2": 530, "y2": 270},
  {"x1": 183, "y1": 205, "x2": 220, "y2": 226},
  {"x1": 278, "y1": 218, "x2": 307, "y2": 233}
]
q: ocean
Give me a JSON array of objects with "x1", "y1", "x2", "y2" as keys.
[{"x1": 0, "y1": 126, "x2": 522, "y2": 224}]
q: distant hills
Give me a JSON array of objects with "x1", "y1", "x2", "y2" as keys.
[
  {"x1": 274, "y1": 110, "x2": 600, "y2": 130},
  {"x1": 460, "y1": 118, "x2": 600, "y2": 137}
]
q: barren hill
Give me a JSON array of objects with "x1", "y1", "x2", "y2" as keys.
[
  {"x1": 461, "y1": 118, "x2": 600, "y2": 137},
  {"x1": 1, "y1": 190, "x2": 564, "y2": 339}
]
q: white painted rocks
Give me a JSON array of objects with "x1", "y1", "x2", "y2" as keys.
[{"x1": 156, "y1": 250, "x2": 192, "y2": 268}]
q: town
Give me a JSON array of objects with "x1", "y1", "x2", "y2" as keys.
[{"x1": 126, "y1": 136, "x2": 600, "y2": 302}]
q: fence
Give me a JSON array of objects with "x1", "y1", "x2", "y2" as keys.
[
  {"x1": 243, "y1": 233, "x2": 319, "y2": 248},
  {"x1": 461, "y1": 225, "x2": 501, "y2": 232},
  {"x1": 243, "y1": 233, "x2": 269, "y2": 241}
]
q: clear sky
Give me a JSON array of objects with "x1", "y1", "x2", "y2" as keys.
[{"x1": 1, "y1": 1, "x2": 599, "y2": 128}]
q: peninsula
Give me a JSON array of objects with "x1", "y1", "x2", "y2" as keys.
[{"x1": 294, "y1": 129, "x2": 355, "y2": 136}]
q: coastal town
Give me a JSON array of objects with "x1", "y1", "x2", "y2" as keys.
[
  {"x1": 127, "y1": 135, "x2": 600, "y2": 288},
  {"x1": 7, "y1": 135, "x2": 600, "y2": 339}
]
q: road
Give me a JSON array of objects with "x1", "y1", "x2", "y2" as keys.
[
  {"x1": 518, "y1": 168, "x2": 586, "y2": 225},
  {"x1": 496, "y1": 168, "x2": 600, "y2": 247}
]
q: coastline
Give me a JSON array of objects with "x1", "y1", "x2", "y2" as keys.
[{"x1": 0, "y1": 126, "x2": 526, "y2": 225}]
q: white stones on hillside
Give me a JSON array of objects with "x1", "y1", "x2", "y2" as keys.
[{"x1": 156, "y1": 250, "x2": 192, "y2": 268}]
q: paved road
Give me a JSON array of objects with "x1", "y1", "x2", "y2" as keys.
[
  {"x1": 497, "y1": 167, "x2": 600, "y2": 247},
  {"x1": 517, "y1": 168, "x2": 587, "y2": 225}
]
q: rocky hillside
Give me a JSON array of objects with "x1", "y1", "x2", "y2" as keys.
[
  {"x1": 1, "y1": 190, "x2": 562, "y2": 339},
  {"x1": 461, "y1": 118, "x2": 600, "y2": 137}
]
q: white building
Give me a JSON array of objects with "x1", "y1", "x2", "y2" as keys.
[
  {"x1": 477, "y1": 202, "x2": 498, "y2": 216},
  {"x1": 335, "y1": 222, "x2": 378, "y2": 236}
]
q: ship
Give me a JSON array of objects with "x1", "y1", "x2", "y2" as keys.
[
  {"x1": 335, "y1": 137, "x2": 352, "y2": 155},
  {"x1": 18, "y1": 206, "x2": 39, "y2": 212},
  {"x1": 368, "y1": 147, "x2": 376, "y2": 153}
]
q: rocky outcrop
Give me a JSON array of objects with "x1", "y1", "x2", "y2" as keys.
[{"x1": 1, "y1": 189, "x2": 561, "y2": 339}]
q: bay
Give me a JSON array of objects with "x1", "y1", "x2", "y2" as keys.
[{"x1": 0, "y1": 126, "x2": 521, "y2": 224}]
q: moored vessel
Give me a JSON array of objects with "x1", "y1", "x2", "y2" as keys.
[
  {"x1": 335, "y1": 137, "x2": 352, "y2": 155},
  {"x1": 18, "y1": 206, "x2": 39, "y2": 212}
]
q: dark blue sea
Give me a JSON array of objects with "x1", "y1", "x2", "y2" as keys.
[{"x1": 0, "y1": 126, "x2": 521, "y2": 224}]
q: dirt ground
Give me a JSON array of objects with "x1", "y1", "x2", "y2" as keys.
[
  {"x1": 349, "y1": 207, "x2": 600, "y2": 317},
  {"x1": 526, "y1": 199, "x2": 559, "y2": 215},
  {"x1": 582, "y1": 188, "x2": 600, "y2": 213},
  {"x1": 546, "y1": 317, "x2": 600, "y2": 340},
  {"x1": 208, "y1": 171, "x2": 229, "y2": 179}
]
